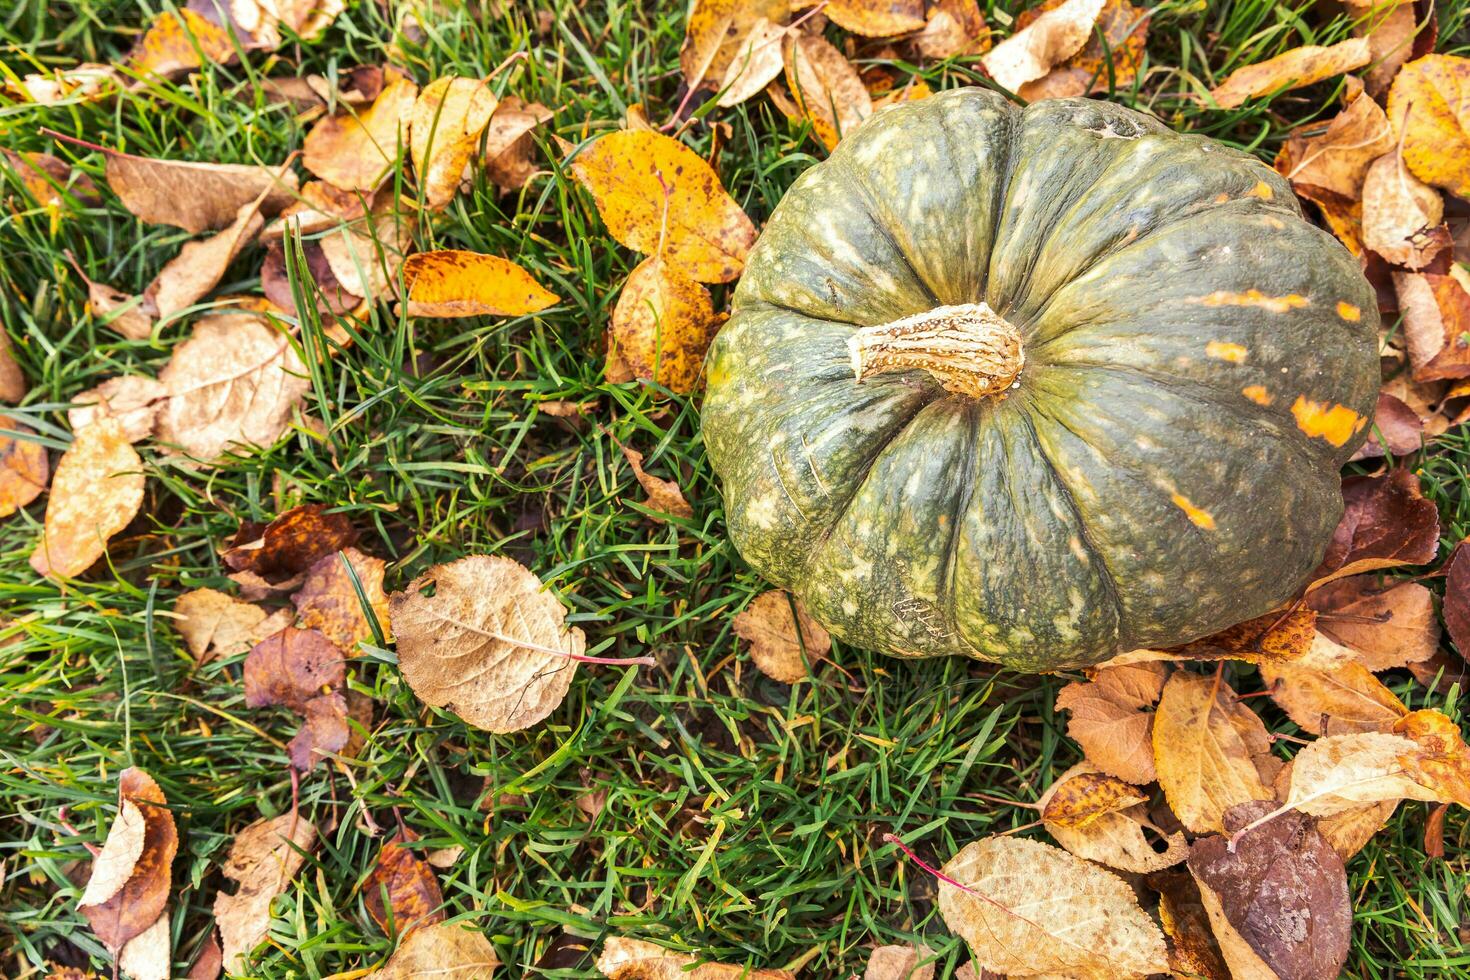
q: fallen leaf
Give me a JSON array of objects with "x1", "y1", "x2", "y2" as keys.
[
  {"x1": 0, "y1": 418, "x2": 48, "y2": 518},
  {"x1": 5, "y1": 63, "x2": 117, "y2": 104},
  {"x1": 825, "y1": 0, "x2": 925, "y2": 37},
  {"x1": 678, "y1": 0, "x2": 790, "y2": 91},
  {"x1": 316, "y1": 207, "x2": 417, "y2": 303},
  {"x1": 186, "y1": 932, "x2": 223, "y2": 980},
  {"x1": 1348, "y1": 0, "x2": 1423, "y2": 97},
  {"x1": 292, "y1": 547, "x2": 390, "y2": 649},
  {"x1": 1153, "y1": 670, "x2": 1279, "y2": 834},
  {"x1": 715, "y1": 19, "x2": 788, "y2": 108},
  {"x1": 388, "y1": 554, "x2": 586, "y2": 733},
  {"x1": 783, "y1": 32, "x2": 872, "y2": 151},
  {"x1": 481, "y1": 97, "x2": 553, "y2": 191},
  {"x1": 4, "y1": 149, "x2": 101, "y2": 212},
  {"x1": 1307, "y1": 576, "x2": 1438, "y2": 670},
  {"x1": 1362, "y1": 148, "x2": 1445, "y2": 270},
  {"x1": 126, "y1": 9, "x2": 236, "y2": 78},
  {"x1": 608, "y1": 256, "x2": 724, "y2": 394},
  {"x1": 30, "y1": 418, "x2": 145, "y2": 579},
  {"x1": 615, "y1": 441, "x2": 693, "y2": 522},
  {"x1": 570, "y1": 131, "x2": 756, "y2": 283},
  {"x1": 1309, "y1": 468, "x2": 1439, "y2": 588},
  {"x1": 365, "y1": 829, "x2": 445, "y2": 936},
  {"x1": 1282, "y1": 731, "x2": 1446, "y2": 816},
  {"x1": 260, "y1": 238, "x2": 363, "y2": 317},
  {"x1": 1039, "y1": 763, "x2": 1187, "y2": 874},
  {"x1": 1392, "y1": 707, "x2": 1470, "y2": 806},
  {"x1": 1442, "y1": 543, "x2": 1470, "y2": 657},
  {"x1": 400, "y1": 250, "x2": 558, "y2": 318},
  {"x1": 286, "y1": 690, "x2": 363, "y2": 770},
  {"x1": 68, "y1": 376, "x2": 166, "y2": 444},
  {"x1": 912, "y1": 0, "x2": 991, "y2": 60},
  {"x1": 364, "y1": 920, "x2": 502, "y2": 979},
  {"x1": 1148, "y1": 870, "x2": 1231, "y2": 980},
  {"x1": 1170, "y1": 607, "x2": 1318, "y2": 666},
  {"x1": 1394, "y1": 270, "x2": 1470, "y2": 382},
  {"x1": 173, "y1": 588, "x2": 273, "y2": 664},
  {"x1": 1188, "y1": 800, "x2": 1351, "y2": 980},
  {"x1": 1040, "y1": 766, "x2": 1149, "y2": 828},
  {"x1": 1209, "y1": 37, "x2": 1372, "y2": 109},
  {"x1": 303, "y1": 77, "x2": 419, "y2": 191},
  {"x1": 75, "y1": 272, "x2": 154, "y2": 341},
  {"x1": 144, "y1": 196, "x2": 268, "y2": 319},
  {"x1": 980, "y1": 0, "x2": 1106, "y2": 93},
  {"x1": 79, "y1": 769, "x2": 176, "y2": 953},
  {"x1": 1275, "y1": 90, "x2": 1395, "y2": 200},
  {"x1": 595, "y1": 936, "x2": 794, "y2": 979},
  {"x1": 937, "y1": 835, "x2": 1169, "y2": 979},
  {"x1": 410, "y1": 76, "x2": 497, "y2": 208},
  {"x1": 1349, "y1": 391, "x2": 1423, "y2": 460},
  {"x1": 223, "y1": 504, "x2": 359, "y2": 584},
  {"x1": 102, "y1": 151, "x2": 298, "y2": 234},
  {"x1": 155, "y1": 310, "x2": 310, "y2": 462},
  {"x1": 214, "y1": 813, "x2": 317, "y2": 974},
  {"x1": 1260, "y1": 661, "x2": 1407, "y2": 735},
  {"x1": 116, "y1": 911, "x2": 170, "y2": 980},
  {"x1": 262, "y1": 180, "x2": 374, "y2": 240},
  {"x1": 1015, "y1": 0, "x2": 1148, "y2": 99},
  {"x1": 244, "y1": 626, "x2": 345, "y2": 713},
  {"x1": 1316, "y1": 797, "x2": 1398, "y2": 861},
  {"x1": 1388, "y1": 54, "x2": 1470, "y2": 199},
  {"x1": 863, "y1": 944, "x2": 935, "y2": 980},
  {"x1": 1054, "y1": 661, "x2": 1167, "y2": 784},
  {"x1": 732, "y1": 590, "x2": 831, "y2": 683}
]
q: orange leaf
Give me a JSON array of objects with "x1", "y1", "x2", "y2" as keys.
[
  {"x1": 401, "y1": 250, "x2": 558, "y2": 318},
  {"x1": 303, "y1": 77, "x2": 419, "y2": 191},
  {"x1": 29, "y1": 418, "x2": 144, "y2": 579},
  {"x1": 608, "y1": 256, "x2": 724, "y2": 394},
  {"x1": 1209, "y1": 38, "x2": 1372, "y2": 109}
]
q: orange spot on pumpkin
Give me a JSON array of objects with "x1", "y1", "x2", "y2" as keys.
[
  {"x1": 1336, "y1": 301, "x2": 1362, "y2": 322},
  {"x1": 1171, "y1": 493, "x2": 1216, "y2": 530},
  {"x1": 1213, "y1": 192, "x2": 1231, "y2": 204},
  {"x1": 1205, "y1": 340, "x2": 1248, "y2": 363},
  {"x1": 1189, "y1": 290, "x2": 1309, "y2": 313},
  {"x1": 1241, "y1": 385, "x2": 1273, "y2": 406},
  {"x1": 1247, "y1": 181, "x2": 1274, "y2": 200},
  {"x1": 1291, "y1": 396, "x2": 1365, "y2": 447}
]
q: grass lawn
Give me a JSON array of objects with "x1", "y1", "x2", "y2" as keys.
[{"x1": 2, "y1": 0, "x2": 1470, "y2": 977}]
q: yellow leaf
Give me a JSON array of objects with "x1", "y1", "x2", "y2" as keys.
[
  {"x1": 1040, "y1": 767, "x2": 1150, "y2": 828},
  {"x1": 1209, "y1": 37, "x2": 1372, "y2": 109},
  {"x1": 0, "y1": 418, "x2": 48, "y2": 519},
  {"x1": 679, "y1": 0, "x2": 790, "y2": 90},
  {"x1": 1387, "y1": 53, "x2": 1470, "y2": 200},
  {"x1": 570, "y1": 132, "x2": 755, "y2": 283},
  {"x1": 410, "y1": 76, "x2": 498, "y2": 209},
  {"x1": 1039, "y1": 763, "x2": 1186, "y2": 874},
  {"x1": 125, "y1": 9, "x2": 236, "y2": 78},
  {"x1": 1259, "y1": 661, "x2": 1407, "y2": 735},
  {"x1": 303, "y1": 77, "x2": 419, "y2": 191},
  {"x1": 825, "y1": 0, "x2": 926, "y2": 38},
  {"x1": 609, "y1": 256, "x2": 723, "y2": 394},
  {"x1": 716, "y1": 18, "x2": 789, "y2": 108},
  {"x1": 783, "y1": 32, "x2": 872, "y2": 151},
  {"x1": 401, "y1": 250, "x2": 558, "y2": 318},
  {"x1": 30, "y1": 417, "x2": 145, "y2": 579}
]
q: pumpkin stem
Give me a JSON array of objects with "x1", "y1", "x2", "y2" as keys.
[{"x1": 847, "y1": 302, "x2": 1024, "y2": 398}]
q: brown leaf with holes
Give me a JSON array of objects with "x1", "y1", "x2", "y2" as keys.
[
  {"x1": 1188, "y1": 800, "x2": 1351, "y2": 980},
  {"x1": 1363, "y1": 148, "x2": 1446, "y2": 270},
  {"x1": 1039, "y1": 763, "x2": 1187, "y2": 874},
  {"x1": 732, "y1": 590, "x2": 831, "y2": 684},
  {"x1": 783, "y1": 32, "x2": 872, "y2": 152},
  {"x1": 1275, "y1": 89, "x2": 1394, "y2": 200},
  {"x1": 68, "y1": 376, "x2": 166, "y2": 445},
  {"x1": 1394, "y1": 270, "x2": 1470, "y2": 382},
  {"x1": 608, "y1": 256, "x2": 724, "y2": 394},
  {"x1": 616, "y1": 443, "x2": 693, "y2": 522},
  {"x1": 364, "y1": 920, "x2": 502, "y2": 979},
  {"x1": 912, "y1": 0, "x2": 990, "y2": 59},
  {"x1": 1308, "y1": 576, "x2": 1438, "y2": 670},
  {"x1": 1260, "y1": 661, "x2": 1407, "y2": 735},
  {"x1": 292, "y1": 547, "x2": 389, "y2": 648},
  {"x1": 303, "y1": 77, "x2": 419, "y2": 191},
  {"x1": 365, "y1": 829, "x2": 445, "y2": 936},
  {"x1": 400, "y1": 250, "x2": 558, "y2": 318},
  {"x1": 1148, "y1": 870, "x2": 1230, "y2": 980},
  {"x1": 1015, "y1": 0, "x2": 1148, "y2": 99},
  {"x1": 1209, "y1": 37, "x2": 1372, "y2": 109},
  {"x1": 126, "y1": 9, "x2": 236, "y2": 78},
  {"x1": 102, "y1": 151, "x2": 298, "y2": 235},
  {"x1": 223, "y1": 504, "x2": 359, "y2": 585},
  {"x1": 1054, "y1": 661, "x2": 1167, "y2": 784},
  {"x1": 980, "y1": 0, "x2": 1105, "y2": 93},
  {"x1": 214, "y1": 813, "x2": 317, "y2": 974},
  {"x1": 409, "y1": 76, "x2": 498, "y2": 208},
  {"x1": 678, "y1": 0, "x2": 790, "y2": 91},
  {"x1": 30, "y1": 417, "x2": 144, "y2": 579},
  {"x1": 825, "y1": 0, "x2": 925, "y2": 37},
  {"x1": 79, "y1": 768, "x2": 176, "y2": 953},
  {"x1": 715, "y1": 18, "x2": 789, "y2": 108},
  {"x1": 1153, "y1": 670, "x2": 1279, "y2": 834},
  {"x1": 243, "y1": 626, "x2": 345, "y2": 713},
  {"x1": 0, "y1": 418, "x2": 48, "y2": 518},
  {"x1": 389, "y1": 554, "x2": 585, "y2": 733},
  {"x1": 596, "y1": 936, "x2": 793, "y2": 979},
  {"x1": 1310, "y1": 469, "x2": 1439, "y2": 588},
  {"x1": 1389, "y1": 54, "x2": 1470, "y2": 199},
  {"x1": 173, "y1": 588, "x2": 275, "y2": 664}
]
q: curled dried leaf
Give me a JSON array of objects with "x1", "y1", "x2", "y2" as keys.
[
  {"x1": 1388, "y1": 54, "x2": 1470, "y2": 199},
  {"x1": 223, "y1": 503, "x2": 359, "y2": 583},
  {"x1": 679, "y1": 0, "x2": 790, "y2": 90},
  {"x1": 1209, "y1": 37, "x2": 1372, "y2": 109},
  {"x1": 1308, "y1": 576, "x2": 1438, "y2": 670},
  {"x1": 1275, "y1": 90, "x2": 1394, "y2": 200},
  {"x1": 1394, "y1": 270, "x2": 1470, "y2": 382},
  {"x1": 173, "y1": 588, "x2": 273, "y2": 664},
  {"x1": 1260, "y1": 660, "x2": 1407, "y2": 735},
  {"x1": 1310, "y1": 469, "x2": 1439, "y2": 588},
  {"x1": 1015, "y1": 0, "x2": 1148, "y2": 99},
  {"x1": 1039, "y1": 764, "x2": 1186, "y2": 874},
  {"x1": 102, "y1": 151, "x2": 298, "y2": 235},
  {"x1": 980, "y1": 0, "x2": 1105, "y2": 93},
  {"x1": 1363, "y1": 149, "x2": 1445, "y2": 270},
  {"x1": 732, "y1": 590, "x2": 831, "y2": 684}
]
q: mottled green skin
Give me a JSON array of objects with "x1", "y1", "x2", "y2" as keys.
[{"x1": 702, "y1": 90, "x2": 1380, "y2": 671}]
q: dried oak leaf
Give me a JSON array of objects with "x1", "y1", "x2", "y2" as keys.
[
  {"x1": 1394, "y1": 270, "x2": 1470, "y2": 382},
  {"x1": 783, "y1": 32, "x2": 872, "y2": 152},
  {"x1": 1039, "y1": 763, "x2": 1187, "y2": 874},
  {"x1": 409, "y1": 76, "x2": 498, "y2": 209},
  {"x1": 1147, "y1": 870, "x2": 1230, "y2": 980},
  {"x1": 173, "y1": 588, "x2": 272, "y2": 664},
  {"x1": 1188, "y1": 800, "x2": 1351, "y2": 980},
  {"x1": 1309, "y1": 468, "x2": 1439, "y2": 588},
  {"x1": 570, "y1": 131, "x2": 756, "y2": 284},
  {"x1": 678, "y1": 0, "x2": 790, "y2": 90},
  {"x1": 400, "y1": 250, "x2": 558, "y2": 318},
  {"x1": 731, "y1": 590, "x2": 830, "y2": 684},
  {"x1": 616, "y1": 441, "x2": 694, "y2": 522},
  {"x1": 715, "y1": 18, "x2": 789, "y2": 108},
  {"x1": 825, "y1": 0, "x2": 925, "y2": 37},
  {"x1": 365, "y1": 829, "x2": 445, "y2": 936},
  {"x1": 1388, "y1": 54, "x2": 1470, "y2": 200},
  {"x1": 1053, "y1": 661, "x2": 1166, "y2": 785},
  {"x1": 155, "y1": 310, "x2": 310, "y2": 462},
  {"x1": 1275, "y1": 89, "x2": 1394, "y2": 200},
  {"x1": 608, "y1": 255, "x2": 724, "y2": 394},
  {"x1": 1209, "y1": 37, "x2": 1372, "y2": 109},
  {"x1": 1362, "y1": 148, "x2": 1446, "y2": 270},
  {"x1": 223, "y1": 503, "x2": 359, "y2": 584},
  {"x1": 1308, "y1": 575, "x2": 1438, "y2": 670},
  {"x1": 912, "y1": 0, "x2": 991, "y2": 60},
  {"x1": 1152, "y1": 670, "x2": 1279, "y2": 834},
  {"x1": 1260, "y1": 660, "x2": 1407, "y2": 735},
  {"x1": 388, "y1": 554, "x2": 585, "y2": 733},
  {"x1": 303, "y1": 77, "x2": 419, "y2": 192},
  {"x1": 101, "y1": 151, "x2": 298, "y2": 234},
  {"x1": 596, "y1": 936, "x2": 793, "y2": 979},
  {"x1": 126, "y1": 9, "x2": 236, "y2": 78},
  {"x1": 244, "y1": 626, "x2": 345, "y2": 713},
  {"x1": 214, "y1": 813, "x2": 317, "y2": 974},
  {"x1": 937, "y1": 835, "x2": 1169, "y2": 979},
  {"x1": 0, "y1": 418, "x2": 48, "y2": 518},
  {"x1": 78, "y1": 768, "x2": 176, "y2": 953},
  {"x1": 364, "y1": 920, "x2": 501, "y2": 979},
  {"x1": 863, "y1": 944, "x2": 935, "y2": 980},
  {"x1": 481, "y1": 97, "x2": 553, "y2": 192},
  {"x1": 292, "y1": 547, "x2": 389, "y2": 649},
  {"x1": 1014, "y1": 0, "x2": 1148, "y2": 100},
  {"x1": 980, "y1": 0, "x2": 1105, "y2": 93},
  {"x1": 30, "y1": 417, "x2": 145, "y2": 579},
  {"x1": 68, "y1": 376, "x2": 166, "y2": 444}
]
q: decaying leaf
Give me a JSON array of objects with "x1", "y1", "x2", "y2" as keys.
[
  {"x1": 1282, "y1": 731, "x2": 1446, "y2": 817},
  {"x1": 1148, "y1": 870, "x2": 1231, "y2": 980},
  {"x1": 126, "y1": 9, "x2": 236, "y2": 79},
  {"x1": 117, "y1": 910, "x2": 170, "y2": 980},
  {"x1": 1310, "y1": 468, "x2": 1439, "y2": 587},
  {"x1": 980, "y1": 0, "x2": 1106, "y2": 94},
  {"x1": 616, "y1": 442, "x2": 693, "y2": 522},
  {"x1": 937, "y1": 835, "x2": 1169, "y2": 979},
  {"x1": 1394, "y1": 270, "x2": 1470, "y2": 382},
  {"x1": 363, "y1": 920, "x2": 502, "y2": 979},
  {"x1": 286, "y1": 690, "x2": 363, "y2": 771},
  {"x1": 715, "y1": 18, "x2": 788, "y2": 108},
  {"x1": 1015, "y1": 0, "x2": 1149, "y2": 100},
  {"x1": 365, "y1": 829, "x2": 445, "y2": 936},
  {"x1": 1054, "y1": 661, "x2": 1167, "y2": 785},
  {"x1": 215, "y1": 813, "x2": 317, "y2": 974},
  {"x1": 1362, "y1": 148, "x2": 1445, "y2": 270},
  {"x1": 303, "y1": 77, "x2": 419, "y2": 191},
  {"x1": 1040, "y1": 766, "x2": 1149, "y2": 828},
  {"x1": 1388, "y1": 54, "x2": 1470, "y2": 200},
  {"x1": 67, "y1": 376, "x2": 166, "y2": 444},
  {"x1": 1349, "y1": 391, "x2": 1423, "y2": 460},
  {"x1": 1348, "y1": 0, "x2": 1424, "y2": 97},
  {"x1": 825, "y1": 0, "x2": 925, "y2": 37},
  {"x1": 1275, "y1": 90, "x2": 1394, "y2": 200},
  {"x1": 731, "y1": 590, "x2": 831, "y2": 684},
  {"x1": 244, "y1": 626, "x2": 345, "y2": 714},
  {"x1": 863, "y1": 944, "x2": 935, "y2": 980},
  {"x1": 1039, "y1": 763, "x2": 1187, "y2": 874},
  {"x1": 678, "y1": 0, "x2": 790, "y2": 91},
  {"x1": 389, "y1": 554, "x2": 585, "y2": 733},
  {"x1": 783, "y1": 32, "x2": 872, "y2": 152},
  {"x1": 570, "y1": 131, "x2": 756, "y2": 283},
  {"x1": 78, "y1": 768, "x2": 177, "y2": 953},
  {"x1": 481, "y1": 97, "x2": 554, "y2": 191},
  {"x1": 912, "y1": 0, "x2": 991, "y2": 60},
  {"x1": 102, "y1": 151, "x2": 298, "y2": 234},
  {"x1": 596, "y1": 936, "x2": 794, "y2": 979},
  {"x1": 223, "y1": 504, "x2": 359, "y2": 586},
  {"x1": 187, "y1": 931, "x2": 223, "y2": 980},
  {"x1": 1316, "y1": 795, "x2": 1398, "y2": 862},
  {"x1": 261, "y1": 237, "x2": 364, "y2": 318},
  {"x1": 155, "y1": 310, "x2": 310, "y2": 462},
  {"x1": 1260, "y1": 661, "x2": 1407, "y2": 735},
  {"x1": 1170, "y1": 607, "x2": 1318, "y2": 666},
  {"x1": 400, "y1": 250, "x2": 558, "y2": 318},
  {"x1": 1393, "y1": 708, "x2": 1470, "y2": 807},
  {"x1": 608, "y1": 256, "x2": 724, "y2": 394},
  {"x1": 1188, "y1": 800, "x2": 1351, "y2": 980},
  {"x1": 173, "y1": 588, "x2": 274, "y2": 664},
  {"x1": 1209, "y1": 37, "x2": 1372, "y2": 109},
  {"x1": 1308, "y1": 576, "x2": 1438, "y2": 670},
  {"x1": 144, "y1": 195, "x2": 268, "y2": 319},
  {"x1": 409, "y1": 76, "x2": 498, "y2": 209},
  {"x1": 30, "y1": 417, "x2": 145, "y2": 579},
  {"x1": 292, "y1": 547, "x2": 390, "y2": 649},
  {"x1": 0, "y1": 418, "x2": 48, "y2": 518},
  {"x1": 1152, "y1": 670, "x2": 1279, "y2": 834},
  {"x1": 1442, "y1": 542, "x2": 1470, "y2": 657}
]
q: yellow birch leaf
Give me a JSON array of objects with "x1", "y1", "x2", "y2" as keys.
[
  {"x1": 410, "y1": 76, "x2": 498, "y2": 209},
  {"x1": 609, "y1": 256, "x2": 724, "y2": 394},
  {"x1": 401, "y1": 250, "x2": 558, "y2": 318}
]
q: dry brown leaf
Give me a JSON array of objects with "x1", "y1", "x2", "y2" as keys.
[
  {"x1": 30, "y1": 417, "x2": 144, "y2": 579},
  {"x1": 363, "y1": 920, "x2": 502, "y2": 979},
  {"x1": 1349, "y1": 391, "x2": 1424, "y2": 460},
  {"x1": 260, "y1": 238, "x2": 364, "y2": 318},
  {"x1": 78, "y1": 769, "x2": 176, "y2": 954},
  {"x1": 1310, "y1": 469, "x2": 1440, "y2": 588},
  {"x1": 1015, "y1": 0, "x2": 1148, "y2": 100},
  {"x1": 244, "y1": 626, "x2": 345, "y2": 714},
  {"x1": 5, "y1": 63, "x2": 117, "y2": 104},
  {"x1": 409, "y1": 76, "x2": 497, "y2": 209},
  {"x1": 365, "y1": 829, "x2": 445, "y2": 936},
  {"x1": 1394, "y1": 270, "x2": 1470, "y2": 382},
  {"x1": 215, "y1": 813, "x2": 317, "y2": 974},
  {"x1": 596, "y1": 936, "x2": 793, "y2": 979},
  {"x1": 262, "y1": 180, "x2": 374, "y2": 240},
  {"x1": 937, "y1": 835, "x2": 1168, "y2": 979},
  {"x1": 1148, "y1": 870, "x2": 1231, "y2": 980},
  {"x1": 1039, "y1": 763, "x2": 1187, "y2": 874},
  {"x1": 388, "y1": 554, "x2": 585, "y2": 733},
  {"x1": 863, "y1": 944, "x2": 935, "y2": 980},
  {"x1": 173, "y1": 588, "x2": 273, "y2": 664},
  {"x1": 1349, "y1": 0, "x2": 1422, "y2": 97},
  {"x1": 825, "y1": 0, "x2": 925, "y2": 37},
  {"x1": 400, "y1": 250, "x2": 558, "y2": 318},
  {"x1": 570, "y1": 131, "x2": 756, "y2": 283},
  {"x1": 186, "y1": 930, "x2": 223, "y2": 980},
  {"x1": 1053, "y1": 661, "x2": 1167, "y2": 784},
  {"x1": 609, "y1": 256, "x2": 724, "y2": 394},
  {"x1": 980, "y1": 0, "x2": 1105, "y2": 93},
  {"x1": 1388, "y1": 54, "x2": 1470, "y2": 199},
  {"x1": 1153, "y1": 670, "x2": 1279, "y2": 834},
  {"x1": 678, "y1": 0, "x2": 791, "y2": 91},
  {"x1": 912, "y1": 0, "x2": 991, "y2": 60},
  {"x1": 1308, "y1": 576, "x2": 1438, "y2": 670},
  {"x1": 1275, "y1": 90, "x2": 1394, "y2": 200},
  {"x1": 616, "y1": 442, "x2": 693, "y2": 522},
  {"x1": 1209, "y1": 37, "x2": 1372, "y2": 109},
  {"x1": 102, "y1": 151, "x2": 298, "y2": 235},
  {"x1": 3, "y1": 149, "x2": 101, "y2": 212},
  {"x1": 715, "y1": 19, "x2": 789, "y2": 108},
  {"x1": 68, "y1": 376, "x2": 165, "y2": 444},
  {"x1": 316, "y1": 206, "x2": 416, "y2": 303},
  {"x1": 1284, "y1": 752, "x2": 1400, "y2": 860},
  {"x1": 117, "y1": 911, "x2": 170, "y2": 980},
  {"x1": 223, "y1": 504, "x2": 359, "y2": 584},
  {"x1": 481, "y1": 97, "x2": 553, "y2": 192},
  {"x1": 783, "y1": 32, "x2": 872, "y2": 152},
  {"x1": 303, "y1": 77, "x2": 419, "y2": 191},
  {"x1": 1260, "y1": 661, "x2": 1407, "y2": 735},
  {"x1": 0, "y1": 418, "x2": 48, "y2": 518},
  {"x1": 1363, "y1": 144, "x2": 1446, "y2": 270},
  {"x1": 155, "y1": 310, "x2": 309, "y2": 462},
  {"x1": 285, "y1": 690, "x2": 362, "y2": 770},
  {"x1": 75, "y1": 273, "x2": 154, "y2": 341},
  {"x1": 126, "y1": 9, "x2": 236, "y2": 78},
  {"x1": 731, "y1": 590, "x2": 831, "y2": 683},
  {"x1": 144, "y1": 198, "x2": 266, "y2": 319},
  {"x1": 292, "y1": 546, "x2": 389, "y2": 649}
]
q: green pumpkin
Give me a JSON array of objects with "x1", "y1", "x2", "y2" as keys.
[{"x1": 702, "y1": 89, "x2": 1380, "y2": 672}]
